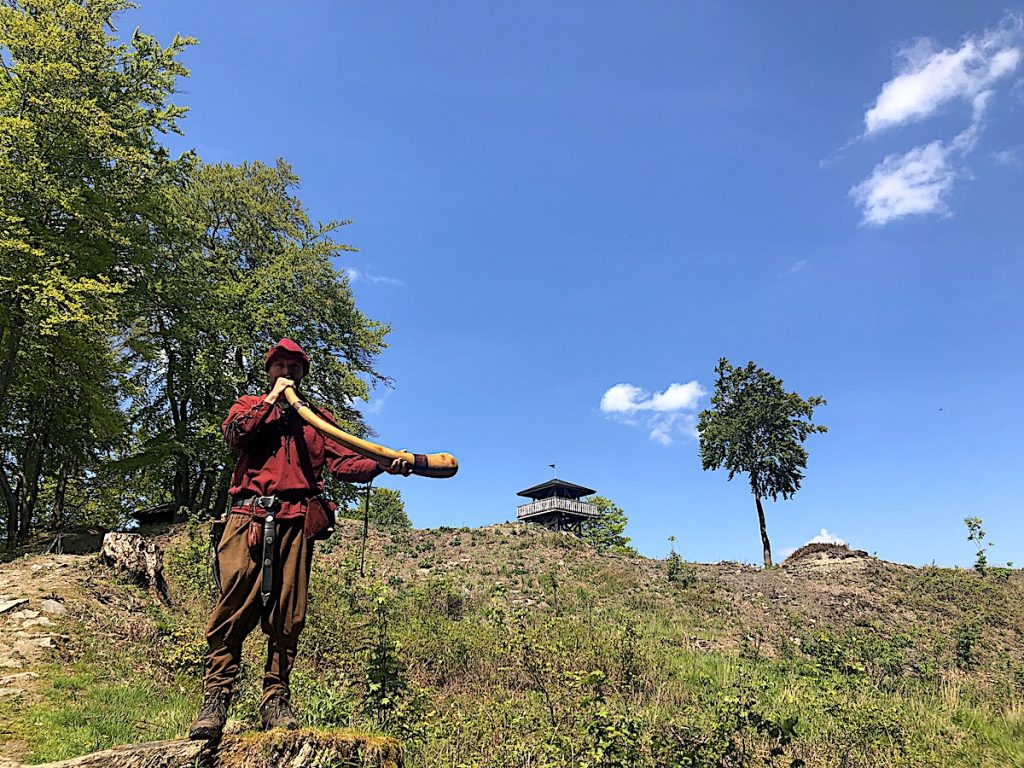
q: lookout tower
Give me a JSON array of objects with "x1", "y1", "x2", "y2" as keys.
[{"x1": 516, "y1": 478, "x2": 599, "y2": 535}]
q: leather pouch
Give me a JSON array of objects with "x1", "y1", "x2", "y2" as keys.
[
  {"x1": 304, "y1": 498, "x2": 337, "y2": 541},
  {"x1": 247, "y1": 516, "x2": 263, "y2": 550}
]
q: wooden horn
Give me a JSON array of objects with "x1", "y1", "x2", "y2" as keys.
[{"x1": 283, "y1": 387, "x2": 458, "y2": 478}]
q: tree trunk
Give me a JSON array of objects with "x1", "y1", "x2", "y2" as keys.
[
  {"x1": 0, "y1": 467, "x2": 18, "y2": 550},
  {"x1": 198, "y1": 467, "x2": 215, "y2": 514},
  {"x1": 161, "y1": 328, "x2": 192, "y2": 513},
  {"x1": 51, "y1": 464, "x2": 68, "y2": 530},
  {"x1": 211, "y1": 463, "x2": 232, "y2": 520},
  {"x1": 0, "y1": 311, "x2": 25, "y2": 419},
  {"x1": 19, "y1": 432, "x2": 45, "y2": 542},
  {"x1": 754, "y1": 494, "x2": 772, "y2": 568}
]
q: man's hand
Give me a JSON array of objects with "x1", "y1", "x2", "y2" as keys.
[
  {"x1": 380, "y1": 457, "x2": 412, "y2": 476},
  {"x1": 264, "y1": 377, "x2": 295, "y2": 405}
]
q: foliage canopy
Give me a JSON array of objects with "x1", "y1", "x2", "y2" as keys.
[
  {"x1": 0, "y1": 1, "x2": 389, "y2": 543},
  {"x1": 698, "y1": 358, "x2": 826, "y2": 566},
  {"x1": 582, "y1": 495, "x2": 636, "y2": 556},
  {"x1": 343, "y1": 487, "x2": 411, "y2": 530}
]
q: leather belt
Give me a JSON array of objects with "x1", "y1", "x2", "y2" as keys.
[
  {"x1": 230, "y1": 492, "x2": 321, "y2": 517},
  {"x1": 231, "y1": 494, "x2": 282, "y2": 512}
]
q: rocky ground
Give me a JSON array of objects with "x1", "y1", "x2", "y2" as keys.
[
  {"x1": 0, "y1": 556, "x2": 77, "y2": 702},
  {"x1": 0, "y1": 549, "x2": 165, "y2": 761}
]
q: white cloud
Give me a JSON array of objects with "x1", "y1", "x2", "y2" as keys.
[
  {"x1": 600, "y1": 381, "x2": 705, "y2": 446},
  {"x1": 601, "y1": 381, "x2": 703, "y2": 414},
  {"x1": 850, "y1": 15, "x2": 1023, "y2": 225},
  {"x1": 806, "y1": 528, "x2": 846, "y2": 546},
  {"x1": 649, "y1": 382, "x2": 704, "y2": 412},
  {"x1": 344, "y1": 267, "x2": 403, "y2": 286},
  {"x1": 851, "y1": 140, "x2": 956, "y2": 225},
  {"x1": 991, "y1": 146, "x2": 1023, "y2": 166},
  {"x1": 864, "y1": 21, "x2": 1022, "y2": 135},
  {"x1": 600, "y1": 384, "x2": 645, "y2": 414},
  {"x1": 787, "y1": 260, "x2": 807, "y2": 274},
  {"x1": 648, "y1": 412, "x2": 700, "y2": 445},
  {"x1": 361, "y1": 389, "x2": 389, "y2": 416}
]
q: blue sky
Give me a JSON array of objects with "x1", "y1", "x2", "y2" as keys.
[{"x1": 128, "y1": 2, "x2": 1024, "y2": 567}]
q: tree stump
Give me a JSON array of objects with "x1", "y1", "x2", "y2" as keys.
[
  {"x1": 1, "y1": 730, "x2": 404, "y2": 768},
  {"x1": 98, "y1": 532, "x2": 172, "y2": 604},
  {"x1": 217, "y1": 730, "x2": 404, "y2": 768}
]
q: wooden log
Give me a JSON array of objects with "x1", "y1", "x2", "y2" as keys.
[
  {"x1": 98, "y1": 532, "x2": 172, "y2": 604},
  {"x1": 1, "y1": 738, "x2": 207, "y2": 768},
  {"x1": 5, "y1": 729, "x2": 404, "y2": 768}
]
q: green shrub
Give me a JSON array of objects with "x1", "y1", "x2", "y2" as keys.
[
  {"x1": 953, "y1": 621, "x2": 980, "y2": 671},
  {"x1": 164, "y1": 512, "x2": 217, "y2": 601},
  {"x1": 666, "y1": 552, "x2": 696, "y2": 587},
  {"x1": 575, "y1": 670, "x2": 644, "y2": 768},
  {"x1": 652, "y1": 678, "x2": 802, "y2": 768}
]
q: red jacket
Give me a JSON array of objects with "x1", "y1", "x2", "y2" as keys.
[{"x1": 223, "y1": 395, "x2": 381, "y2": 519}]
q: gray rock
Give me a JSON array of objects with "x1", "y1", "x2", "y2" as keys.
[
  {"x1": 0, "y1": 598, "x2": 28, "y2": 614},
  {"x1": 13, "y1": 636, "x2": 52, "y2": 655},
  {"x1": 39, "y1": 599, "x2": 67, "y2": 615},
  {"x1": 0, "y1": 672, "x2": 36, "y2": 685}
]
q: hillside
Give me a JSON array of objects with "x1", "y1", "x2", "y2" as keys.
[{"x1": 0, "y1": 520, "x2": 1022, "y2": 767}]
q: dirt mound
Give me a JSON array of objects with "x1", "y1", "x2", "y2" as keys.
[{"x1": 782, "y1": 542, "x2": 869, "y2": 566}]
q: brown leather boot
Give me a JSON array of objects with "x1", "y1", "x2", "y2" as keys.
[
  {"x1": 260, "y1": 694, "x2": 299, "y2": 731},
  {"x1": 188, "y1": 688, "x2": 230, "y2": 740}
]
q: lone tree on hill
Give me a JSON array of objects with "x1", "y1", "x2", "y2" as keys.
[
  {"x1": 343, "y1": 487, "x2": 412, "y2": 529},
  {"x1": 697, "y1": 358, "x2": 827, "y2": 567},
  {"x1": 582, "y1": 496, "x2": 637, "y2": 556}
]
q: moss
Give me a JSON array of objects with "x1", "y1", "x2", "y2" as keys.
[{"x1": 218, "y1": 729, "x2": 404, "y2": 768}]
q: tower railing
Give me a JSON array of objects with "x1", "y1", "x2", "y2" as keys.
[{"x1": 517, "y1": 497, "x2": 600, "y2": 519}]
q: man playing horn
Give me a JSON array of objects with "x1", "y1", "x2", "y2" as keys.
[{"x1": 189, "y1": 338, "x2": 410, "y2": 739}]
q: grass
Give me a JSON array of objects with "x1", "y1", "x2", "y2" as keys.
[
  {"x1": 2, "y1": 522, "x2": 1023, "y2": 767},
  {"x1": 0, "y1": 657, "x2": 195, "y2": 762}
]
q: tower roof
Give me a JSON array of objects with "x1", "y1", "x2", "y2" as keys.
[{"x1": 516, "y1": 478, "x2": 596, "y2": 500}]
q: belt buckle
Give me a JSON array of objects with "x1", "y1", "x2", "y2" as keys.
[{"x1": 254, "y1": 495, "x2": 278, "y2": 512}]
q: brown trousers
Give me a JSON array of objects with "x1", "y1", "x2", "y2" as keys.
[{"x1": 203, "y1": 512, "x2": 313, "y2": 703}]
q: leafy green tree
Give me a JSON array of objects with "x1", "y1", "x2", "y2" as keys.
[
  {"x1": 698, "y1": 358, "x2": 827, "y2": 567},
  {"x1": 0, "y1": 0, "x2": 192, "y2": 544},
  {"x1": 121, "y1": 158, "x2": 390, "y2": 519},
  {"x1": 582, "y1": 495, "x2": 636, "y2": 555},
  {"x1": 343, "y1": 487, "x2": 411, "y2": 529},
  {"x1": 0, "y1": 1, "x2": 389, "y2": 542},
  {"x1": 0, "y1": 322, "x2": 128, "y2": 540}
]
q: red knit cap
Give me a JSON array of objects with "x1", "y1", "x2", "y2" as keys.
[{"x1": 264, "y1": 338, "x2": 310, "y2": 374}]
